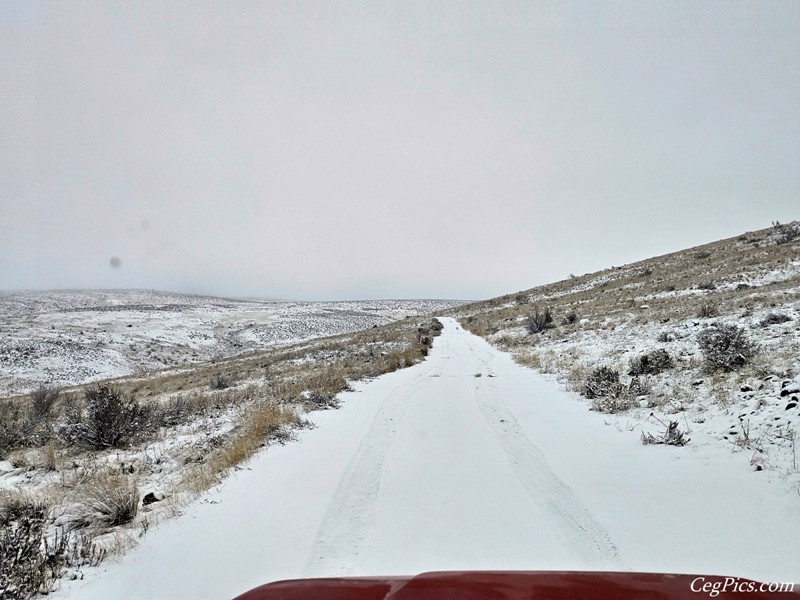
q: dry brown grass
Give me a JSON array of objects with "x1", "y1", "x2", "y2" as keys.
[
  {"x1": 441, "y1": 223, "x2": 800, "y2": 338},
  {"x1": 182, "y1": 400, "x2": 300, "y2": 494}
]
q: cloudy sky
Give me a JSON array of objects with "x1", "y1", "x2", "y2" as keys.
[{"x1": 2, "y1": 1, "x2": 798, "y2": 300}]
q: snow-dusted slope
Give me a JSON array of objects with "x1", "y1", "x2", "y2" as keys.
[
  {"x1": 0, "y1": 290, "x2": 464, "y2": 396},
  {"x1": 53, "y1": 319, "x2": 798, "y2": 599}
]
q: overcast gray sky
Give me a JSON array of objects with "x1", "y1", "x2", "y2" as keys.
[{"x1": 2, "y1": 1, "x2": 798, "y2": 300}]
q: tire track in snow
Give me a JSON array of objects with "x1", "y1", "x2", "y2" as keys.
[
  {"x1": 452, "y1": 319, "x2": 622, "y2": 566},
  {"x1": 471, "y1": 367, "x2": 623, "y2": 568},
  {"x1": 302, "y1": 362, "x2": 442, "y2": 576}
]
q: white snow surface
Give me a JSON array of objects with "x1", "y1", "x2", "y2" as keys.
[{"x1": 53, "y1": 319, "x2": 799, "y2": 599}]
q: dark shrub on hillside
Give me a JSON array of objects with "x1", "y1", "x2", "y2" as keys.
[
  {"x1": 582, "y1": 366, "x2": 620, "y2": 399},
  {"x1": 0, "y1": 401, "x2": 30, "y2": 459},
  {"x1": 629, "y1": 349, "x2": 674, "y2": 376},
  {"x1": 775, "y1": 221, "x2": 800, "y2": 244},
  {"x1": 697, "y1": 301, "x2": 718, "y2": 319},
  {"x1": 525, "y1": 306, "x2": 555, "y2": 334},
  {"x1": 657, "y1": 330, "x2": 675, "y2": 343},
  {"x1": 759, "y1": 313, "x2": 792, "y2": 327},
  {"x1": 697, "y1": 324, "x2": 757, "y2": 373},
  {"x1": 58, "y1": 384, "x2": 148, "y2": 449},
  {"x1": 0, "y1": 496, "x2": 66, "y2": 599},
  {"x1": 303, "y1": 391, "x2": 340, "y2": 411},
  {"x1": 29, "y1": 385, "x2": 59, "y2": 421},
  {"x1": 209, "y1": 373, "x2": 232, "y2": 390},
  {"x1": 563, "y1": 312, "x2": 578, "y2": 325}
]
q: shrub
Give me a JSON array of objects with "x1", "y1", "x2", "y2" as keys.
[
  {"x1": 641, "y1": 421, "x2": 688, "y2": 446},
  {"x1": 590, "y1": 387, "x2": 634, "y2": 413},
  {"x1": 775, "y1": 221, "x2": 800, "y2": 244},
  {"x1": 697, "y1": 324, "x2": 757, "y2": 372},
  {"x1": 0, "y1": 401, "x2": 30, "y2": 459},
  {"x1": 629, "y1": 349, "x2": 674, "y2": 376},
  {"x1": 759, "y1": 313, "x2": 792, "y2": 327},
  {"x1": 29, "y1": 386, "x2": 59, "y2": 421},
  {"x1": 697, "y1": 301, "x2": 718, "y2": 319},
  {"x1": 582, "y1": 367, "x2": 620, "y2": 399},
  {"x1": 0, "y1": 495, "x2": 66, "y2": 599},
  {"x1": 657, "y1": 330, "x2": 675, "y2": 343},
  {"x1": 563, "y1": 312, "x2": 578, "y2": 325},
  {"x1": 58, "y1": 384, "x2": 148, "y2": 449},
  {"x1": 209, "y1": 373, "x2": 232, "y2": 390},
  {"x1": 302, "y1": 391, "x2": 340, "y2": 410},
  {"x1": 525, "y1": 306, "x2": 555, "y2": 334}
]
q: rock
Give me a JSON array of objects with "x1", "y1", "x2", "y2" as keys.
[
  {"x1": 691, "y1": 379, "x2": 704, "y2": 386},
  {"x1": 740, "y1": 384, "x2": 753, "y2": 392},
  {"x1": 142, "y1": 491, "x2": 163, "y2": 506}
]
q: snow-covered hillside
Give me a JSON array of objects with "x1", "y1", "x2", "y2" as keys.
[
  {"x1": 0, "y1": 290, "x2": 465, "y2": 396},
  {"x1": 447, "y1": 222, "x2": 800, "y2": 497}
]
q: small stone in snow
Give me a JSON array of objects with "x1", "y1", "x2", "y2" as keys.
[
  {"x1": 740, "y1": 384, "x2": 753, "y2": 392},
  {"x1": 142, "y1": 492, "x2": 162, "y2": 506}
]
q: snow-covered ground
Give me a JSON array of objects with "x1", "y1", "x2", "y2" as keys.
[
  {"x1": 0, "y1": 290, "x2": 465, "y2": 397},
  {"x1": 52, "y1": 319, "x2": 799, "y2": 600}
]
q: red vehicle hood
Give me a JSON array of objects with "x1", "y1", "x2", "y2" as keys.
[{"x1": 233, "y1": 571, "x2": 798, "y2": 599}]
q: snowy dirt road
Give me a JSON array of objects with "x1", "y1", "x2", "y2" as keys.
[{"x1": 56, "y1": 318, "x2": 800, "y2": 599}]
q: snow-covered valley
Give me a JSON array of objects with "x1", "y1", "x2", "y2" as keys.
[{"x1": 0, "y1": 290, "x2": 464, "y2": 397}]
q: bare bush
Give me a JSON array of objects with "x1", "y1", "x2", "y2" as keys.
[
  {"x1": 629, "y1": 349, "x2": 674, "y2": 376},
  {"x1": 657, "y1": 330, "x2": 675, "y2": 343},
  {"x1": 0, "y1": 401, "x2": 30, "y2": 459},
  {"x1": 759, "y1": 312, "x2": 792, "y2": 327},
  {"x1": 0, "y1": 495, "x2": 65, "y2": 599},
  {"x1": 641, "y1": 421, "x2": 689, "y2": 446},
  {"x1": 697, "y1": 324, "x2": 757, "y2": 373},
  {"x1": 57, "y1": 384, "x2": 149, "y2": 449},
  {"x1": 525, "y1": 306, "x2": 555, "y2": 334},
  {"x1": 562, "y1": 311, "x2": 578, "y2": 325},
  {"x1": 302, "y1": 391, "x2": 340, "y2": 411},
  {"x1": 591, "y1": 388, "x2": 634, "y2": 413},
  {"x1": 209, "y1": 373, "x2": 233, "y2": 390},
  {"x1": 774, "y1": 221, "x2": 800, "y2": 244},
  {"x1": 697, "y1": 301, "x2": 718, "y2": 318},
  {"x1": 29, "y1": 385, "x2": 60, "y2": 421},
  {"x1": 0, "y1": 492, "x2": 106, "y2": 599}
]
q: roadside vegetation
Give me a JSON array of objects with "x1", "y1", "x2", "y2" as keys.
[
  {"x1": 443, "y1": 221, "x2": 800, "y2": 486},
  {"x1": 0, "y1": 317, "x2": 442, "y2": 598}
]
